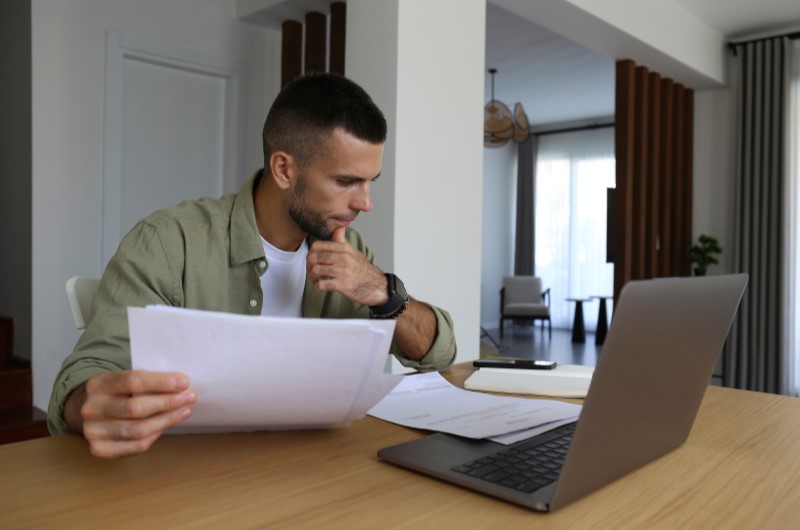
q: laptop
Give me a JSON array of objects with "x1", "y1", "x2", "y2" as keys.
[{"x1": 378, "y1": 274, "x2": 748, "y2": 511}]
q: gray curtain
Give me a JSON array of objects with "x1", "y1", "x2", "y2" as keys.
[
  {"x1": 724, "y1": 37, "x2": 790, "y2": 393},
  {"x1": 514, "y1": 136, "x2": 537, "y2": 275}
]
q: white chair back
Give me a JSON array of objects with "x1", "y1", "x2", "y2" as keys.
[
  {"x1": 503, "y1": 276, "x2": 544, "y2": 304},
  {"x1": 65, "y1": 276, "x2": 101, "y2": 331}
]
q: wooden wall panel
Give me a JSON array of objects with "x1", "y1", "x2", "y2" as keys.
[
  {"x1": 614, "y1": 60, "x2": 694, "y2": 302},
  {"x1": 682, "y1": 91, "x2": 694, "y2": 277},
  {"x1": 646, "y1": 72, "x2": 662, "y2": 278},
  {"x1": 305, "y1": 12, "x2": 327, "y2": 74},
  {"x1": 329, "y1": 2, "x2": 346, "y2": 75},
  {"x1": 614, "y1": 60, "x2": 636, "y2": 301},
  {"x1": 282, "y1": 6, "x2": 346, "y2": 87},
  {"x1": 672, "y1": 85, "x2": 686, "y2": 275},
  {"x1": 632, "y1": 66, "x2": 649, "y2": 280},
  {"x1": 658, "y1": 79, "x2": 674, "y2": 276},
  {"x1": 281, "y1": 21, "x2": 302, "y2": 88}
]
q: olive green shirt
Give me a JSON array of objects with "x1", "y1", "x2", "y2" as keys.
[{"x1": 48, "y1": 173, "x2": 457, "y2": 435}]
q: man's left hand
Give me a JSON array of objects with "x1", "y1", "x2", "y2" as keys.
[{"x1": 306, "y1": 227, "x2": 388, "y2": 306}]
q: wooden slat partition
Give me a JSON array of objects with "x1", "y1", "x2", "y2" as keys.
[
  {"x1": 281, "y1": 20, "x2": 302, "y2": 88},
  {"x1": 281, "y1": 5, "x2": 347, "y2": 87},
  {"x1": 645, "y1": 72, "x2": 661, "y2": 278},
  {"x1": 304, "y1": 12, "x2": 327, "y2": 74},
  {"x1": 614, "y1": 59, "x2": 694, "y2": 301},
  {"x1": 329, "y1": 2, "x2": 346, "y2": 75},
  {"x1": 658, "y1": 78, "x2": 674, "y2": 277},
  {"x1": 614, "y1": 61, "x2": 635, "y2": 298}
]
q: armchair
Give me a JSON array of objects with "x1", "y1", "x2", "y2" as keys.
[{"x1": 499, "y1": 276, "x2": 551, "y2": 337}]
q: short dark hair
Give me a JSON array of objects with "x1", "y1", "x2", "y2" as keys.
[{"x1": 262, "y1": 73, "x2": 387, "y2": 170}]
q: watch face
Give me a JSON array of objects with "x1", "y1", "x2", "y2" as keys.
[
  {"x1": 369, "y1": 274, "x2": 408, "y2": 318},
  {"x1": 392, "y1": 275, "x2": 408, "y2": 301}
]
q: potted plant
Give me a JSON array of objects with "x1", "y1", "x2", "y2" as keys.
[{"x1": 687, "y1": 234, "x2": 722, "y2": 276}]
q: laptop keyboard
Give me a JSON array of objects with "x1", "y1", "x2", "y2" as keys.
[{"x1": 451, "y1": 422, "x2": 576, "y2": 494}]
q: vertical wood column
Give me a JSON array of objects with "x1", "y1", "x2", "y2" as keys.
[
  {"x1": 614, "y1": 60, "x2": 635, "y2": 301},
  {"x1": 329, "y1": 2, "x2": 346, "y2": 75},
  {"x1": 281, "y1": 5, "x2": 347, "y2": 86},
  {"x1": 632, "y1": 66, "x2": 649, "y2": 280},
  {"x1": 281, "y1": 21, "x2": 302, "y2": 88},
  {"x1": 304, "y1": 12, "x2": 327, "y2": 74},
  {"x1": 645, "y1": 72, "x2": 662, "y2": 278},
  {"x1": 614, "y1": 59, "x2": 694, "y2": 301},
  {"x1": 658, "y1": 78, "x2": 674, "y2": 277},
  {"x1": 681, "y1": 92, "x2": 694, "y2": 277}
]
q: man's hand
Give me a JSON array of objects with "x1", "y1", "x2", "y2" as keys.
[
  {"x1": 306, "y1": 227, "x2": 388, "y2": 306},
  {"x1": 307, "y1": 227, "x2": 438, "y2": 360},
  {"x1": 64, "y1": 370, "x2": 196, "y2": 459}
]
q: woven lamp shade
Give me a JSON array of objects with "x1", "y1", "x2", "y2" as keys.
[
  {"x1": 484, "y1": 99, "x2": 514, "y2": 148},
  {"x1": 512, "y1": 102, "x2": 530, "y2": 144}
]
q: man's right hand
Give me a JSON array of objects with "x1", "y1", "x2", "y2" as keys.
[{"x1": 64, "y1": 371, "x2": 196, "y2": 459}]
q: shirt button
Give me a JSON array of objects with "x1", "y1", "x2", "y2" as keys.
[
  {"x1": 259, "y1": 261, "x2": 266, "y2": 269},
  {"x1": 249, "y1": 299, "x2": 258, "y2": 307}
]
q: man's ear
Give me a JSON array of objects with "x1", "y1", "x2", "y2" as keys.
[{"x1": 268, "y1": 151, "x2": 295, "y2": 191}]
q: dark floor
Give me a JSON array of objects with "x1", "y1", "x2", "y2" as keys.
[
  {"x1": 479, "y1": 322, "x2": 723, "y2": 386},
  {"x1": 480, "y1": 324, "x2": 600, "y2": 367}
]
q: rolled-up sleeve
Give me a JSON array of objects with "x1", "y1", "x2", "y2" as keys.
[
  {"x1": 47, "y1": 221, "x2": 177, "y2": 435},
  {"x1": 390, "y1": 304, "x2": 457, "y2": 372}
]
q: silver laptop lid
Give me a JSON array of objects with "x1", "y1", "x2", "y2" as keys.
[{"x1": 549, "y1": 273, "x2": 748, "y2": 510}]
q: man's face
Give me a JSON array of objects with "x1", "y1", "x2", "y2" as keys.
[{"x1": 288, "y1": 128, "x2": 383, "y2": 240}]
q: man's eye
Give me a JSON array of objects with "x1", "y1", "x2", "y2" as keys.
[{"x1": 338, "y1": 179, "x2": 356, "y2": 186}]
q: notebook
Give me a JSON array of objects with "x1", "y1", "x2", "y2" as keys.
[
  {"x1": 464, "y1": 363, "x2": 594, "y2": 398},
  {"x1": 378, "y1": 274, "x2": 748, "y2": 512}
]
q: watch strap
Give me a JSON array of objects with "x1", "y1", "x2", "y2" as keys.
[{"x1": 369, "y1": 273, "x2": 409, "y2": 319}]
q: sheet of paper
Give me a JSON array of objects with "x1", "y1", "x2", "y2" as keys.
[
  {"x1": 367, "y1": 372, "x2": 581, "y2": 440},
  {"x1": 487, "y1": 417, "x2": 579, "y2": 445},
  {"x1": 129, "y1": 306, "x2": 402, "y2": 433}
]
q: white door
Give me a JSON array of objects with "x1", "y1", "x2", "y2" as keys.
[{"x1": 102, "y1": 32, "x2": 245, "y2": 265}]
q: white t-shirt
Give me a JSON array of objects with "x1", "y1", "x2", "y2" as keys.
[{"x1": 260, "y1": 237, "x2": 309, "y2": 317}]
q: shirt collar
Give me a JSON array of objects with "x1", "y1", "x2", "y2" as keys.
[{"x1": 230, "y1": 170, "x2": 267, "y2": 267}]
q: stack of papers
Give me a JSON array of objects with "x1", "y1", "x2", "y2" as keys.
[
  {"x1": 129, "y1": 306, "x2": 403, "y2": 433},
  {"x1": 368, "y1": 372, "x2": 581, "y2": 445}
]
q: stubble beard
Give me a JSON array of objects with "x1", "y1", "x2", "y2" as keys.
[{"x1": 288, "y1": 174, "x2": 332, "y2": 241}]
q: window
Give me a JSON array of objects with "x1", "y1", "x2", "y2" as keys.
[{"x1": 535, "y1": 127, "x2": 615, "y2": 329}]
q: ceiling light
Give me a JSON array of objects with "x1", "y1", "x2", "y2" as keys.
[{"x1": 484, "y1": 68, "x2": 530, "y2": 148}]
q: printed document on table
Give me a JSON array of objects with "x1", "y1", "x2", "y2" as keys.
[
  {"x1": 129, "y1": 306, "x2": 402, "y2": 433},
  {"x1": 367, "y1": 372, "x2": 581, "y2": 441}
]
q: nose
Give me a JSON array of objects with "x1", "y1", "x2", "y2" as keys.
[{"x1": 351, "y1": 182, "x2": 373, "y2": 212}]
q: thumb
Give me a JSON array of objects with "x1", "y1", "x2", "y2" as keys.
[{"x1": 332, "y1": 227, "x2": 347, "y2": 243}]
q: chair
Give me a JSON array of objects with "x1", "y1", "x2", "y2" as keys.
[
  {"x1": 65, "y1": 276, "x2": 101, "y2": 332},
  {"x1": 499, "y1": 276, "x2": 551, "y2": 338}
]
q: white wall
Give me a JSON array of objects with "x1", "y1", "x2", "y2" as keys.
[
  {"x1": 480, "y1": 144, "x2": 516, "y2": 328},
  {"x1": 347, "y1": 0, "x2": 486, "y2": 363},
  {"x1": 31, "y1": 0, "x2": 279, "y2": 410}
]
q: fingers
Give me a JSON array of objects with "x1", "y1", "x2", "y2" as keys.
[
  {"x1": 84, "y1": 388, "x2": 196, "y2": 421},
  {"x1": 80, "y1": 370, "x2": 196, "y2": 459},
  {"x1": 87, "y1": 370, "x2": 189, "y2": 396},
  {"x1": 85, "y1": 407, "x2": 192, "y2": 459}
]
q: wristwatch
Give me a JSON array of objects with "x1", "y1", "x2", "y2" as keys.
[{"x1": 369, "y1": 273, "x2": 409, "y2": 319}]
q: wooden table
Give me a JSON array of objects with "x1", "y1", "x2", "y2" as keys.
[{"x1": 2, "y1": 364, "x2": 800, "y2": 529}]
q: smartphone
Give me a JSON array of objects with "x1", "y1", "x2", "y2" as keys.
[{"x1": 473, "y1": 359, "x2": 557, "y2": 370}]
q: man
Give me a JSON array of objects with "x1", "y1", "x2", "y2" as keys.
[{"x1": 48, "y1": 73, "x2": 457, "y2": 458}]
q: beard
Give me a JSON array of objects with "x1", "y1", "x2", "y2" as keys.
[{"x1": 288, "y1": 174, "x2": 333, "y2": 241}]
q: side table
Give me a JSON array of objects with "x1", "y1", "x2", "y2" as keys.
[
  {"x1": 565, "y1": 298, "x2": 590, "y2": 343},
  {"x1": 591, "y1": 295, "x2": 613, "y2": 345}
]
